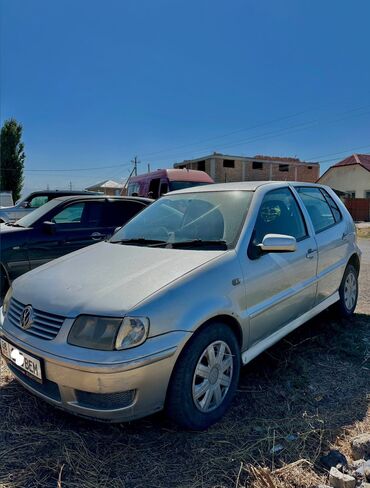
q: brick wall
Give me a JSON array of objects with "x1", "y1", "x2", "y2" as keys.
[{"x1": 181, "y1": 157, "x2": 319, "y2": 183}]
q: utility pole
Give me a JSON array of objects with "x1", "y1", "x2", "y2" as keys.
[{"x1": 131, "y1": 156, "x2": 140, "y2": 176}]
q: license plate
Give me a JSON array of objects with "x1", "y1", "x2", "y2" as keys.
[{"x1": 1, "y1": 338, "x2": 43, "y2": 382}]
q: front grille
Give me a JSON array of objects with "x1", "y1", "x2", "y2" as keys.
[
  {"x1": 75, "y1": 389, "x2": 136, "y2": 410},
  {"x1": 7, "y1": 298, "x2": 65, "y2": 340},
  {"x1": 7, "y1": 362, "x2": 61, "y2": 401}
]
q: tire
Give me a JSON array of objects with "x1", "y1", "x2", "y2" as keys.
[
  {"x1": 334, "y1": 264, "x2": 359, "y2": 317},
  {"x1": 166, "y1": 322, "x2": 241, "y2": 430}
]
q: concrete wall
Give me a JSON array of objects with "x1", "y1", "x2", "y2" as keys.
[{"x1": 318, "y1": 165, "x2": 370, "y2": 198}]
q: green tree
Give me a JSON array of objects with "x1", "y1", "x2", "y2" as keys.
[{"x1": 0, "y1": 119, "x2": 25, "y2": 201}]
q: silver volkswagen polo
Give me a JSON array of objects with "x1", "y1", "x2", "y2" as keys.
[{"x1": 0, "y1": 182, "x2": 361, "y2": 429}]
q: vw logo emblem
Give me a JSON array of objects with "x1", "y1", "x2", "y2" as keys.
[{"x1": 20, "y1": 305, "x2": 34, "y2": 330}]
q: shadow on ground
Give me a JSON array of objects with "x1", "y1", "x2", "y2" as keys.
[{"x1": 1, "y1": 311, "x2": 369, "y2": 488}]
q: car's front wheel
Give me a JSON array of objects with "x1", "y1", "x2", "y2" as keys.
[{"x1": 166, "y1": 322, "x2": 241, "y2": 430}]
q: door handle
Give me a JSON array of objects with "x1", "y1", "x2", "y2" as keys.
[
  {"x1": 91, "y1": 232, "x2": 105, "y2": 241},
  {"x1": 342, "y1": 232, "x2": 349, "y2": 240},
  {"x1": 306, "y1": 248, "x2": 317, "y2": 259}
]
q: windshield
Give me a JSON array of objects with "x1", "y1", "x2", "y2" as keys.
[
  {"x1": 111, "y1": 190, "x2": 253, "y2": 248},
  {"x1": 169, "y1": 181, "x2": 212, "y2": 192},
  {"x1": 16, "y1": 199, "x2": 61, "y2": 228}
]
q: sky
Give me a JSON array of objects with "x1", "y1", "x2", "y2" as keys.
[{"x1": 1, "y1": 0, "x2": 370, "y2": 194}]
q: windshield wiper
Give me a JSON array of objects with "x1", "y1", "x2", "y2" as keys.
[
  {"x1": 111, "y1": 238, "x2": 168, "y2": 247},
  {"x1": 170, "y1": 239, "x2": 228, "y2": 249}
]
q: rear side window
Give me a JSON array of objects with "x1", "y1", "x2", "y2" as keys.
[
  {"x1": 296, "y1": 187, "x2": 340, "y2": 233},
  {"x1": 103, "y1": 201, "x2": 145, "y2": 227},
  {"x1": 321, "y1": 189, "x2": 342, "y2": 223}
]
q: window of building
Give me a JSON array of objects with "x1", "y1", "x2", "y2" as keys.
[
  {"x1": 252, "y1": 161, "x2": 263, "y2": 170},
  {"x1": 197, "y1": 160, "x2": 206, "y2": 171},
  {"x1": 223, "y1": 159, "x2": 235, "y2": 168},
  {"x1": 279, "y1": 164, "x2": 289, "y2": 172},
  {"x1": 346, "y1": 191, "x2": 356, "y2": 199},
  {"x1": 307, "y1": 166, "x2": 313, "y2": 169},
  {"x1": 366, "y1": 191, "x2": 370, "y2": 199}
]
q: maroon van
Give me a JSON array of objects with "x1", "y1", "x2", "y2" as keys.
[{"x1": 126, "y1": 168, "x2": 214, "y2": 199}]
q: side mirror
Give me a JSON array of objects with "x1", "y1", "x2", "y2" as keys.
[
  {"x1": 21, "y1": 201, "x2": 30, "y2": 208},
  {"x1": 43, "y1": 221, "x2": 57, "y2": 235},
  {"x1": 114, "y1": 226, "x2": 122, "y2": 234},
  {"x1": 258, "y1": 234, "x2": 296, "y2": 253}
]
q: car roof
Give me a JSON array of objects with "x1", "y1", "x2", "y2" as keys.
[
  {"x1": 52, "y1": 195, "x2": 154, "y2": 204},
  {"x1": 168, "y1": 181, "x2": 326, "y2": 195},
  {"x1": 29, "y1": 190, "x2": 101, "y2": 195}
]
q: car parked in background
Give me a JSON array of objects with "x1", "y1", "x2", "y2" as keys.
[
  {"x1": 0, "y1": 190, "x2": 102, "y2": 223},
  {"x1": 0, "y1": 195, "x2": 152, "y2": 296},
  {"x1": 0, "y1": 182, "x2": 360, "y2": 429},
  {"x1": 126, "y1": 168, "x2": 214, "y2": 199},
  {"x1": 0, "y1": 192, "x2": 14, "y2": 207}
]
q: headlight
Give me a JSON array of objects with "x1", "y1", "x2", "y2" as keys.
[
  {"x1": 115, "y1": 317, "x2": 150, "y2": 350},
  {"x1": 67, "y1": 315, "x2": 149, "y2": 351},
  {"x1": 2, "y1": 287, "x2": 13, "y2": 315}
]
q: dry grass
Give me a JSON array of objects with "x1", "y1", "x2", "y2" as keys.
[
  {"x1": 357, "y1": 227, "x2": 370, "y2": 238},
  {"x1": 1, "y1": 309, "x2": 369, "y2": 488}
]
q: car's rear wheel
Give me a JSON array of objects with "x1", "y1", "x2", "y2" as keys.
[
  {"x1": 334, "y1": 264, "x2": 359, "y2": 317},
  {"x1": 166, "y1": 322, "x2": 240, "y2": 430}
]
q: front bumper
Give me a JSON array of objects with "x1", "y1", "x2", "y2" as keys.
[{"x1": 0, "y1": 317, "x2": 191, "y2": 422}]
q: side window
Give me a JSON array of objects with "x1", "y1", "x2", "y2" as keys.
[
  {"x1": 321, "y1": 189, "x2": 342, "y2": 223},
  {"x1": 52, "y1": 203, "x2": 85, "y2": 225},
  {"x1": 296, "y1": 187, "x2": 337, "y2": 233},
  {"x1": 29, "y1": 195, "x2": 49, "y2": 208},
  {"x1": 127, "y1": 183, "x2": 139, "y2": 196},
  {"x1": 83, "y1": 202, "x2": 104, "y2": 227},
  {"x1": 249, "y1": 188, "x2": 307, "y2": 258},
  {"x1": 102, "y1": 202, "x2": 145, "y2": 227},
  {"x1": 160, "y1": 182, "x2": 169, "y2": 196}
]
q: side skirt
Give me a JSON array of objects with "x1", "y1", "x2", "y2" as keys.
[{"x1": 241, "y1": 292, "x2": 339, "y2": 365}]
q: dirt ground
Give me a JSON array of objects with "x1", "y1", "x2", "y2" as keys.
[{"x1": 0, "y1": 241, "x2": 369, "y2": 488}]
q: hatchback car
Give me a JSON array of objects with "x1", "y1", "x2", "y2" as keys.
[
  {"x1": 0, "y1": 190, "x2": 101, "y2": 223},
  {"x1": 0, "y1": 182, "x2": 361, "y2": 429},
  {"x1": 0, "y1": 195, "x2": 152, "y2": 296}
]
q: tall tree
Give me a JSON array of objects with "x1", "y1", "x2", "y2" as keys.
[{"x1": 0, "y1": 119, "x2": 25, "y2": 201}]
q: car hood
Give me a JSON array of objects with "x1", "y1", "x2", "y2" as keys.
[
  {"x1": 0, "y1": 223, "x2": 28, "y2": 234},
  {"x1": 13, "y1": 241, "x2": 225, "y2": 317}
]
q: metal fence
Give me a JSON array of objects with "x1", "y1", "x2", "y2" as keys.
[{"x1": 344, "y1": 198, "x2": 370, "y2": 222}]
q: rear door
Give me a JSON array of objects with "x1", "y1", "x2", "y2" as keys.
[
  {"x1": 242, "y1": 187, "x2": 318, "y2": 348},
  {"x1": 295, "y1": 186, "x2": 349, "y2": 304}
]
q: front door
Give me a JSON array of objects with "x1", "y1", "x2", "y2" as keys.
[
  {"x1": 27, "y1": 201, "x2": 106, "y2": 269},
  {"x1": 243, "y1": 187, "x2": 318, "y2": 348}
]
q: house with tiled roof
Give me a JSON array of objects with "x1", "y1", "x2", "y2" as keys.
[
  {"x1": 85, "y1": 179, "x2": 124, "y2": 196},
  {"x1": 317, "y1": 154, "x2": 370, "y2": 199}
]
